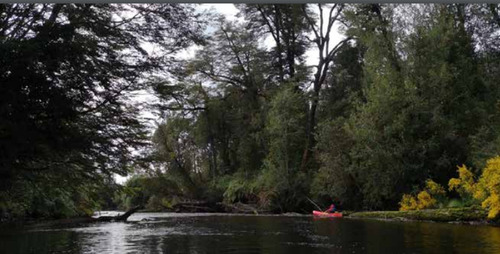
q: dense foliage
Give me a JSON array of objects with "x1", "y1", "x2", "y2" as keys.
[
  {"x1": 146, "y1": 3, "x2": 500, "y2": 212},
  {"x1": 0, "y1": 3, "x2": 204, "y2": 219},
  {"x1": 2, "y1": 4, "x2": 500, "y2": 219}
]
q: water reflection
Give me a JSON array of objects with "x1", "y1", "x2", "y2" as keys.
[
  {"x1": 401, "y1": 221, "x2": 500, "y2": 253},
  {"x1": 1, "y1": 213, "x2": 500, "y2": 253}
]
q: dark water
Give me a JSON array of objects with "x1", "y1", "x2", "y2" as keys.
[{"x1": 2, "y1": 213, "x2": 500, "y2": 253}]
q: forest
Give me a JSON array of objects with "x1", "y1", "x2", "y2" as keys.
[{"x1": 1, "y1": 3, "x2": 500, "y2": 220}]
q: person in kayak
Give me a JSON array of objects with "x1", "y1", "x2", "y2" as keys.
[{"x1": 324, "y1": 204, "x2": 336, "y2": 213}]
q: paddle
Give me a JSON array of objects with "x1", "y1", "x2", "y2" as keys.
[{"x1": 305, "y1": 197, "x2": 323, "y2": 211}]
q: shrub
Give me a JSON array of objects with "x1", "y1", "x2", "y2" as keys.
[
  {"x1": 416, "y1": 191, "x2": 436, "y2": 209},
  {"x1": 447, "y1": 156, "x2": 500, "y2": 219},
  {"x1": 448, "y1": 164, "x2": 478, "y2": 200},
  {"x1": 222, "y1": 173, "x2": 257, "y2": 203},
  {"x1": 476, "y1": 156, "x2": 500, "y2": 219},
  {"x1": 399, "y1": 179, "x2": 445, "y2": 211},
  {"x1": 399, "y1": 194, "x2": 418, "y2": 211},
  {"x1": 426, "y1": 179, "x2": 446, "y2": 197}
]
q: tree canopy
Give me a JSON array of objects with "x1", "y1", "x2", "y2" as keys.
[{"x1": 2, "y1": 3, "x2": 500, "y2": 219}]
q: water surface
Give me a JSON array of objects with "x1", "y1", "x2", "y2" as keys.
[{"x1": 1, "y1": 212, "x2": 500, "y2": 253}]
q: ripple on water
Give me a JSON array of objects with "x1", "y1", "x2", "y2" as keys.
[{"x1": 3, "y1": 213, "x2": 500, "y2": 254}]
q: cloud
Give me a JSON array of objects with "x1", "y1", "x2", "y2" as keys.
[{"x1": 200, "y1": 4, "x2": 239, "y2": 21}]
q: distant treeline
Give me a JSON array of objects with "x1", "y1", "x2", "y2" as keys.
[{"x1": 1, "y1": 4, "x2": 500, "y2": 219}]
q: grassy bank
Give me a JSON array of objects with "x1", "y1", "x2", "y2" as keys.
[{"x1": 346, "y1": 207, "x2": 489, "y2": 223}]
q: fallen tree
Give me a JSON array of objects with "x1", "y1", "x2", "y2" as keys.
[{"x1": 92, "y1": 205, "x2": 144, "y2": 222}]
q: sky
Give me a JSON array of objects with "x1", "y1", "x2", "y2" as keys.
[
  {"x1": 115, "y1": 3, "x2": 344, "y2": 184},
  {"x1": 172, "y1": 4, "x2": 344, "y2": 69}
]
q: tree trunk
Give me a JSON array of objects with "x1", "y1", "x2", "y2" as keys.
[{"x1": 93, "y1": 205, "x2": 144, "y2": 222}]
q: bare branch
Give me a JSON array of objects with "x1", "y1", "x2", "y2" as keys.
[
  {"x1": 301, "y1": 5, "x2": 320, "y2": 43},
  {"x1": 221, "y1": 25, "x2": 249, "y2": 79}
]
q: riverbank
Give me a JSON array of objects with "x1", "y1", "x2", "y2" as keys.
[
  {"x1": 2, "y1": 205, "x2": 495, "y2": 226},
  {"x1": 132, "y1": 205, "x2": 495, "y2": 226},
  {"x1": 147, "y1": 201, "x2": 273, "y2": 214},
  {"x1": 345, "y1": 207, "x2": 493, "y2": 225}
]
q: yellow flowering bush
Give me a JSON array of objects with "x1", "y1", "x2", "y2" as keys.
[
  {"x1": 400, "y1": 156, "x2": 500, "y2": 218},
  {"x1": 399, "y1": 180, "x2": 444, "y2": 211},
  {"x1": 416, "y1": 191, "x2": 436, "y2": 209},
  {"x1": 399, "y1": 194, "x2": 418, "y2": 211},
  {"x1": 448, "y1": 164, "x2": 477, "y2": 199},
  {"x1": 446, "y1": 156, "x2": 500, "y2": 219},
  {"x1": 482, "y1": 193, "x2": 500, "y2": 219},
  {"x1": 476, "y1": 156, "x2": 500, "y2": 219},
  {"x1": 426, "y1": 179, "x2": 446, "y2": 197}
]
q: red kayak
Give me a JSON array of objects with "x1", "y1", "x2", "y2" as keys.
[{"x1": 312, "y1": 210, "x2": 343, "y2": 218}]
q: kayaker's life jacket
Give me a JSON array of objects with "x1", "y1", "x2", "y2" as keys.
[{"x1": 325, "y1": 204, "x2": 336, "y2": 213}]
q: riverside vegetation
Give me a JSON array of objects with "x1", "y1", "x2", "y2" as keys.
[{"x1": 1, "y1": 4, "x2": 500, "y2": 223}]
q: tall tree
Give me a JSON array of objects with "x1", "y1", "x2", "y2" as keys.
[
  {"x1": 300, "y1": 4, "x2": 351, "y2": 171},
  {"x1": 312, "y1": 42, "x2": 365, "y2": 209},
  {"x1": 260, "y1": 87, "x2": 308, "y2": 211},
  {"x1": 334, "y1": 4, "x2": 499, "y2": 209},
  {"x1": 237, "y1": 4, "x2": 309, "y2": 84},
  {"x1": 0, "y1": 3, "x2": 204, "y2": 217}
]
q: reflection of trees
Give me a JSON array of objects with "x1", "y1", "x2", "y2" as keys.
[
  {"x1": 6, "y1": 217, "x2": 500, "y2": 253},
  {"x1": 403, "y1": 221, "x2": 500, "y2": 253},
  {"x1": 2, "y1": 230, "x2": 83, "y2": 253}
]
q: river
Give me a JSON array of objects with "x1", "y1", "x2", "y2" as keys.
[{"x1": 1, "y1": 212, "x2": 500, "y2": 253}]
